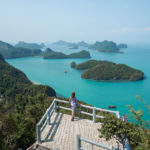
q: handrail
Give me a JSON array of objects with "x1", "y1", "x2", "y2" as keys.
[
  {"x1": 36, "y1": 98, "x2": 120, "y2": 144},
  {"x1": 36, "y1": 99, "x2": 55, "y2": 143},
  {"x1": 36, "y1": 98, "x2": 130, "y2": 150},
  {"x1": 76, "y1": 135, "x2": 114, "y2": 150},
  {"x1": 55, "y1": 98, "x2": 120, "y2": 120}
]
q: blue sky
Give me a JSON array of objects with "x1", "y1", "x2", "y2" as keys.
[{"x1": 0, "y1": 0, "x2": 150, "y2": 44}]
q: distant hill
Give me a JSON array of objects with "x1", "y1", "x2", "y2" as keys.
[
  {"x1": 0, "y1": 54, "x2": 56, "y2": 149},
  {"x1": 118, "y1": 43, "x2": 128, "y2": 48},
  {"x1": 89, "y1": 40, "x2": 120, "y2": 53},
  {"x1": 0, "y1": 54, "x2": 56, "y2": 102},
  {"x1": 15, "y1": 41, "x2": 45, "y2": 49},
  {"x1": 71, "y1": 60, "x2": 144, "y2": 81},
  {"x1": 78, "y1": 41, "x2": 89, "y2": 47},
  {"x1": 43, "y1": 49, "x2": 91, "y2": 59},
  {"x1": 69, "y1": 44, "x2": 79, "y2": 49},
  {"x1": 0, "y1": 41, "x2": 42, "y2": 58},
  {"x1": 52, "y1": 40, "x2": 89, "y2": 48},
  {"x1": 52, "y1": 40, "x2": 73, "y2": 46}
]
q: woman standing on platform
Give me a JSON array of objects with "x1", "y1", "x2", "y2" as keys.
[{"x1": 69, "y1": 92, "x2": 78, "y2": 121}]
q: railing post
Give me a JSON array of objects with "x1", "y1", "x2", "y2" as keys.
[
  {"x1": 116, "y1": 111, "x2": 120, "y2": 118},
  {"x1": 54, "y1": 99, "x2": 57, "y2": 112},
  {"x1": 47, "y1": 110, "x2": 50, "y2": 125},
  {"x1": 76, "y1": 135, "x2": 81, "y2": 150},
  {"x1": 124, "y1": 138, "x2": 130, "y2": 150},
  {"x1": 93, "y1": 107, "x2": 96, "y2": 123},
  {"x1": 36, "y1": 124, "x2": 41, "y2": 143}
]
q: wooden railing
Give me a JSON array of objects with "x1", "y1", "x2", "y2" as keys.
[{"x1": 36, "y1": 98, "x2": 130, "y2": 150}]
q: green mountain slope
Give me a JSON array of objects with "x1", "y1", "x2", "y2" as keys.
[
  {"x1": 0, "y1": 54, "x2": 56, "y2": 102},
  {"x1": 43, "y1": 49, "x2": 91, "y2": 59},
  {"x1": 0, "y1": 54, "x2": 56, "y2": 149},
  {"x1": 89, "y1": 40, "x2": 120, "y2": 53},
  {"x1": 15, "y1": 41, "x2": 45, "y2": 49},
  {"x1": 0, "y1": 41, "x2": 42, "y2": 58}
]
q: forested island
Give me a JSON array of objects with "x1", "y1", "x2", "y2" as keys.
[
  {"x1": 71, "y1": 60, "x2": 144, "y2": 81},
  {"x1": 89, "y1": 40, "x2": 121, "y2": 53},
  {"x1": 52, "y1": 40, "x2": 73, "y2": 46},
  {"x1": 52, "y1": 40, "x2": 128, "y2": 53},
  {"x1": 0, "y1": 41, "x2": 42, "y2": 58},
  {"x1": 88, "y1": 41, "x2": 128, "y2": 53},
  {"x1": 52, "y1": 40, "x2": 89, "y2": 48},
  {"x1": 43, "y1": 49, "x2": 91, "y2": 59},
  {"x1": 15, "y1": 41, "x2": 45, "y2": 49},
  {"x1": 0, "y1": 40, "x2": 91, "y2": 59}
]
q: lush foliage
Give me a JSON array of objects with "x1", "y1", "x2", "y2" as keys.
[
  {"x1": 0, "y1": 54, "x2": 56, "y2": 149},
  {"x1": 15, "y1": 41, "x2": 45, "y2": 50},
  {"x1": 0, "y1": 41, "x2": 42, "y2": 58},
  {"x1": 89, "y1": 40, "x2": 120, "y2": 53},
  {"x1": 73, "y1": 60, "x2": 114, "y2": 70},
  {"x1": 0, "y1": 95, "x2": 54, "y2": 150},
  {"x1": 0, "y1": 54, "x2": 56, "y2": 102},
  {"x1": 72, "y1": 60, "x2": 144, "y2": 81},
  {"x1": 99, "y1": 96, "x2": 150, "y2": 150},
  {"x1": 43, "y1": 50, "x2": 91, "y2": 59},
  {"x1": 99, "y1": 115, "x2": 143, "y2": 149},
  {"x1": 127, "y1": 96, "x2": 150, "y2": 150},
  {"x1": 69, "y1": 50, "x2": 91, "y2": 58}
]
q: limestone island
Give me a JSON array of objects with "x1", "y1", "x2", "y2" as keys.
[
  {"x1": 118, "y1": 43, "x2": 128, "y2": 49},
  {"x1": 43, "y1": 48, "x2": 91, "y2": 59},
  {"x1": 52, "y1": 40, "x2": 74, "y2": 46},
  {"x1": 15, "y1": 41, "x2": 45, "y2": 49},
  {"x1": 69, "y1": 44, "x2": 79, "y2": 49},
  {"x1": 0, "y1": 41, "x2": 42, "y2": 58},
  {"x1": 77, "y1": 41, "x2": 89, "y2": 47},
  {"x1": 89, "y1": 40, "x2": 125, "y2": 53},
  {"x1": 71, "y1": 60, "x2": 144, "y2": 81}
]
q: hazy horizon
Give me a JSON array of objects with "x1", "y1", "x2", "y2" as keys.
[{"x1": 0, "y1": 0, "x2": 150, "y2": 44}]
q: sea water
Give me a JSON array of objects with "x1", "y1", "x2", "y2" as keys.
[{"x1": 7, "y1": 44, "x2": 150, "y2": 120}]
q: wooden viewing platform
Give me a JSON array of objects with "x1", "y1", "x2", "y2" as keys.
[{"x1": 28, "y1": 99, "x2": 130, "y2": 150}]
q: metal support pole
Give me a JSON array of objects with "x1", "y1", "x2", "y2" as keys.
[
  {"x1": 36, "y1": 124, "x2": 41, "y2": 143},
  {"x1": 47, "y1": 110, "x2": 50, "y2": 125},
  {"x1": 116, "y1": 111, "x2": 120, "y2": 118},
  {"x1": 54, "y1": 100, "x2": 57, "y2": 112},
  {"x1": 93, "y1": 107, "x2": 96, "y2": 123},
  {"x1": 76, "y1": 135, "x2": 81, "y2": 150}
]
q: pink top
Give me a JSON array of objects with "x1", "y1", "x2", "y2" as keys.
[{"x1": 69, "y1": 96, "x2": 77, "y2": 107}]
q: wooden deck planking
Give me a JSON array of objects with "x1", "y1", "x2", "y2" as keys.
[{"x1": 39, "y1": 112, "x2": 121, "y2": 150}]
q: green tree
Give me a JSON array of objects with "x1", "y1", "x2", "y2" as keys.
[
  {"x1": 99, "y1": 115, "x2": 143, "y2": 149},
  {"x1": 99, "y1": 96, "x2": 150, "y2": 149},
  {"x1": 127, "y1": 95, "x2": 150, "y2": 150}
]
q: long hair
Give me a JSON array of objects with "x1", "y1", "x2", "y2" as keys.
[{"x1": 71, "y1": 92, "x2": 75, "y2": 98}]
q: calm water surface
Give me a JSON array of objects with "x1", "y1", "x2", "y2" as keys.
[{"x1": 7, "y1": 44, "x2": 150, "y2": 120}]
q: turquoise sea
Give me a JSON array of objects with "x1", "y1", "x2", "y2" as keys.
[{"x1": 7, "y1": 44, "x2": 150, "y2": 120}]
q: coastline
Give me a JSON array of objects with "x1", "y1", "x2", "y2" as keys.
[
  {"x1": 81, "y1": 77, "x2": 144, "y2": 83},
  {"x1": 31, "y1": 80, "x2": 65, "y2": 98}
]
